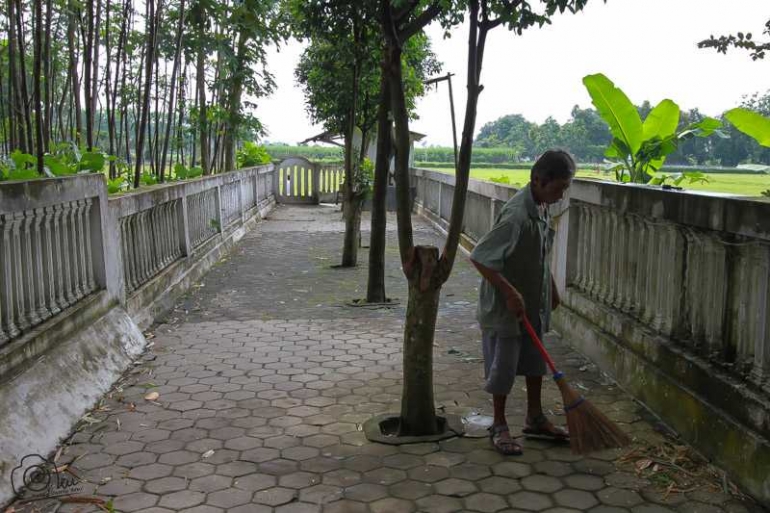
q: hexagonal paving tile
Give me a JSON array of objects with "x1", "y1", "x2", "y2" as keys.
[
  {"x1": 206, "y1": 488, "x2": 253, "y2": 508},
  {"x1": 233, "y1": 473, "x2": 277, "y2": 491},
  {"x1": 370, "y1": 497, "x2": 416, "y2": 513},
  {"x1": 521, "y1": 475, "x2": 564, "y2": 493},
  {"x1": 344, "y1": 483, "x2": 388, "y2": 502},
  {"x1": 554, "y1": 489, "x2": 600, "y2": 510},
  {"x1": 299, "y1": 484, "x2": 343, "y2": 504},
  {"x1": 508, "y1": 490, "x2": 554, "y2": 511},
  {"x1": 415, "y1": 494, "x2": 464, "y2": 513},
  {"x1": 465, "y1": 492, "x2": 510, "y2": 512},
  {"x1": 189, "y1": 474, "x2": 232, "y2": 493},
  {"x1": 158, "y1": 490, "x2": 206, "y2": 510},
  {"x1": 253, "y1": 486, "x2": 299, "y2": 506},
  {"x1": 144, "y1": 476, "x2": 189, "y2": 494},
  {"x1": 434, "y1": 477, "x2": 478, "y2": 497}
]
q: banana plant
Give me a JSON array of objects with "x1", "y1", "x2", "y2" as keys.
[
  {"x1": 583, "y1": 73, "x2": 724, "y2": 184},
  {"x1": 725, "y1": 107, "x2": 770, "y2": 197},
  {"x1": 724, "y1": 107, "x2": 770, "y2": 147}
]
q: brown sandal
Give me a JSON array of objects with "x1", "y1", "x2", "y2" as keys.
[
  {"x1": 489, "y1": 424, "x2": 523, "y2": 456},
  {"x1": 523, "y1": 414, "x2": 569, "y2": 442}
]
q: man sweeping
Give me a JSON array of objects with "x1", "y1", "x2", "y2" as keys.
[{"x1": 469, "y1": 149, "x2": 574, "y2": 456}]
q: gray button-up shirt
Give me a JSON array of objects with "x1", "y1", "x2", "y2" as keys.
[{"x1": 470, "y1": 184, "x2": 555, "y2": 336}]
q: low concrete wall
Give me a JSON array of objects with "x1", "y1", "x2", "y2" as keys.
[
  {"x1": 411, "y1": 168, "x2": 770, "y2": 506},
  {"x1": 0, "y1": 166, "x2": 277, "y2": 506}
]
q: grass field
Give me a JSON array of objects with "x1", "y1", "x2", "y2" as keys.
[{"x1": 425, "y1": 167, "x2": 770, "y2": 198}]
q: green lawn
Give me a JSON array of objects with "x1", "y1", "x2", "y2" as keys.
[{"x1": 425, "y1": 167, "x2": 770, "y2": 198}]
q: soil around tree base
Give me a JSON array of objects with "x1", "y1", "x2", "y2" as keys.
[{"x1": 363, "y1": 413, "x2": 465, "y2": 445}]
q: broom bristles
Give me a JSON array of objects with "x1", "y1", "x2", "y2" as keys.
[{"x1": 555, "y1": 377, "x2": 631, "y2": 455}]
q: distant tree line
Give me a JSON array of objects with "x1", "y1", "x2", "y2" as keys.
[{"x1": 473, "y1": 93, "x2": 770, "y2": 166}]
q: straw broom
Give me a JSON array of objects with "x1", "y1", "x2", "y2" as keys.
[{"x1": 522, "y1": 316, "x2": 631, "y2": 454}]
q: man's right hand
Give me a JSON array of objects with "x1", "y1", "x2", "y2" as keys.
[{"x1": 505, "y1": 287, "x2": 525, "y2": 319}]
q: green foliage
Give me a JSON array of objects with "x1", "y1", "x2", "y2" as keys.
[
  {"x1": 699, "y1": 19, "x2": 770, "y2": 61},
  {"x1": 0, "y1": 151, "x2": 39, "y2": 181},
  {"x1": 583, "y1": 73, "x2": 724, "y2": 184},
  {"x1": 107, "y1": 176, "x2": 129, "y2": 194},
  {"x1": 264, "y1": 144, "x2": 343, "y2": 161},
  {"x1": 488, "y1": 175, "x2": 511, "y2": 184},
  {"x1": 357, "y1": 157, "x2": 375, "y2": 196},
  {"x1": 171, "y1": 164, "x2": 204, "y2": 181},
  {"x1": 236, "y1": 142, "x2": 273, "y2": 168},
  {"x1": 141, "y1": 172, "x2": 159, "y2": 186},
  {"x1": 648, "y1": 170, "x2": 710, "y2": 187},
  {"x1": 724, "y1": 108, "x2": 770, "y2": 147}
]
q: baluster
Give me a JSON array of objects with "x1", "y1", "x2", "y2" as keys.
[
  {"x1": 604, "y1": 210, "x2": 617, "y2": 306},
  {"x1": 132, "y1": 213, "x2": 142, "y2": 286},
  {"x1": 142, "y1": 210, "x2": 153, "y2": 282},
  {"x1": 161, "y1": 203, "x2": 171, "y2": 266},
  {"x1": 32, "y1": 209, "x2": 51, "y2": 322},
  {"x1": 620, "y1": 214, "x2": 635, "y2": 313},
  {"x1": 586, "y1": 207, "x2": 597, "y2": 297},
  {"x1": 173, "y1": 200, "x2": 182, "y2": 259},
  {"x1": 128, "y1": 215, "x2": 139, "y2": 292},
  {"x1": 42, "y1": 207, "x2": 60, "y2": 316},
  {"x1": 21, "y1": 210, "x2": 41, "y2": 327},
  {"x1": 641, "y1": 221, "x2": 657, "y2": 327},
  {"x1": 154, "y1": 206, "x2": 164, "y2": 272},
  {"x1": 75, "y1": 200, "x2": 89, "y2": 297},
  {"x1": 9, "y1": 212, "x2": 29, "y2": 331},
  {"x1": 168, "y1": 201, "x2": 177, "y2": 260},
  {"x1": 50, "y1": 205, "x2": 68, "y2": 309},
  {"x1": 601, "y1": 209, "x2": 613, "y2": 305},
  {"x1": 82, "y1": 199, "x2": 95, "y2": 292},
  {"x1": 65, "y1": 202, "x2": 82, "y2": 300},
  {"x1": 571, "y1": 205, "x2": 583, "y2": 290},
  {"x1": 148, "y1": 208, "x2": 158, "y2": 275},
  {"x1": 1, "y1": 214, "x2": 20, "y2": 340}
]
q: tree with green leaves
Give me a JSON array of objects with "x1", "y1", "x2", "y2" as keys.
[
  {"x1": 582, "y1": 73, "x2": 722, "y2": 185},
  {"x1": 291, "y1": 0, "x2": 379, "y2": 268},
  {"x1": 380, "y1": 0, "x2": 594, "y2": 437},
  {"x1": 293, "y1": 1, "x2": 439, "y2": 271}
]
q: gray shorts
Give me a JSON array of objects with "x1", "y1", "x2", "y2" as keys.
[{"x1": 481, "y1": 330, "x2": 547, "y2": 396}]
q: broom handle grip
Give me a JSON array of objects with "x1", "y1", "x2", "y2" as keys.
[{"x1": 521, "y1": 316, "x2": 559, "y2": 376}]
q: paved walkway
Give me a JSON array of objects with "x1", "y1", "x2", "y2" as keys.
[{"x1": 14, "y1": 205, "x2": 761, "y2": 513}]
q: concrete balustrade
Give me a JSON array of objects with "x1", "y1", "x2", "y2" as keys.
[
  {"x1": 0, "y1": 164, "x2": 276, "y2": 369},
  {"x1": 411, "y1": 167, "x2": 770, "y2": 504},
  {"x1": 0, "y1": 175, "x2": 106, "y2": 348}
]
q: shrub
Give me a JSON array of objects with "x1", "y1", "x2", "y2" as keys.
[{"x1": 236, "y1": 142, "x2": 273, "y2": 168}]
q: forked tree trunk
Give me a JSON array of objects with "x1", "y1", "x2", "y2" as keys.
[
  {"x1": 384, "y1": 1, "x2": 487, "y2": 437},
  {"x1": 399, "y1": 246, "x2": 441, "y2": 435}
]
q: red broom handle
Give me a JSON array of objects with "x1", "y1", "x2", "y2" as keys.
[{"x1": 521, "y1": 316, "x2": 559, "y2": 376}]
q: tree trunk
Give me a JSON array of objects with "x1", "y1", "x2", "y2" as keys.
[
  {"x1": 15, "y1": 0, "x2": 34, "y2": 153},
  {"x1": 399, "y1": 246, "x2": 441, "y2": 436},
  {"x1": 340, "y1": 15, "x2": 363, "y2": 268},
  {"x1": 366, "y1": 68, "x2": 392, "y2": 303},
  {"x1": 222, "y1": 31, "x2": 248, "y2": 173},
  {"x1": 196, "y1": 39, "x2": 209, "y2": 174},
  {"x1": 160, "y1": 0, "x2": 184, "y2": 182},
  {"x1": 133, "y1": 0, "x2": 155, "y2": 188},
  {"x1": 43, "y1": 0, "x2": 52, "y2": 149},
  {"x1": 33, "y1": 0, "x2": 44, "y2": 173},
  {"x1": 7, "y1": 0, "x2": 19, "y2": 152},
  {"x1": 386, "y1": 13, "x2": 438, "y2": 436},
  {"x1": 67, "y1": 0, "x2": 82, "y2": 145},
  {"x1": 83, "y1": 0, "x2": 94, "y2": 149}
]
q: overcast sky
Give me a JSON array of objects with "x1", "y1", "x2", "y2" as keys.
[{"x1": 257, "y1": 0, "x2": 768, "y2": 147}]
